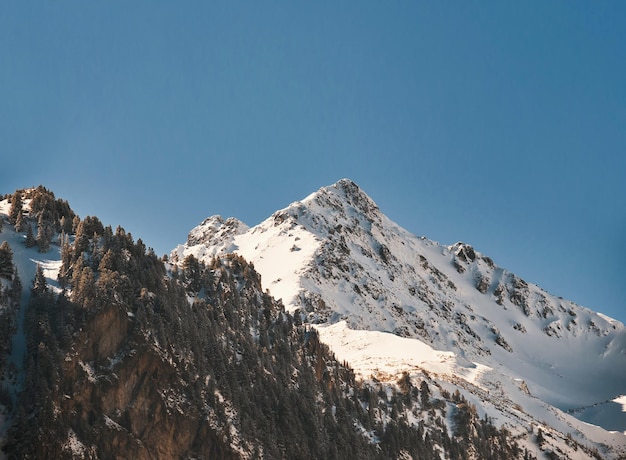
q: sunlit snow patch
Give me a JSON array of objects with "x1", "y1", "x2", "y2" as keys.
[
  {"x1": 233, "y1": 218, "x2": 320, "y2": 310},
  {"x1": 614, "y1": 396, "x2": 626, "y2": 435},
  {"x1": 598, "y1": 312, "x2": 622, "y2": 327},
  {"x1": 614, "y1": 396, "x2": 626, "y2": 412},
  {"x1": 37, "y1": 258, "x2": 61, "y2": 280},
  {"x1": 314, "y1": 321, "x2": 490, "y2": 385}
]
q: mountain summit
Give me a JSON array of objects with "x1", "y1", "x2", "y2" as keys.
[{"x1": 175, "y1": 178, "x2": 626, "y2": 457}]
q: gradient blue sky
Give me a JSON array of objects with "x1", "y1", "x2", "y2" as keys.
[{"x1": 1, "y1": 2, "x2": 625, "y2": 322}]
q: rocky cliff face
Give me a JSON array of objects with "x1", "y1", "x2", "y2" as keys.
[
  {"x1": 57, "y1": 305, "x2": 236, "y2": 459},
  {"x1": 3, "y1": 240, "x2": 238, "y2": 459}
]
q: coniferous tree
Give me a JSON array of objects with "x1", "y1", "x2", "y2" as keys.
[
  {"x1": 101, "y1": 225, "x2": 113, "y2": 252},
  {"x1": 32, "y1": 264, "x2": 48, "y2": 296},
  {"x1": 73, "y1": 220, "x2": 90, "y2": 255},
  {"x1": 70, "y1": 256, "x2": 85, "y2": 290},
  {"x1": 536, "y1": 428, "x2": 544, "y2": 446},
  {"x1": 36, "y1": 214, "x2": 52, "y2": 253},
  {"x1": 0, "y1": 241, "x2": 13, "y2": 280},
  {"x1": 98, "y1": 249, "x2": 118, "y2": 272},
  {"x1": 96, "y1": 260, "x2": 121, "y2": 306},
  {"x1": 182, "y1": 254, "x2": 202, "y2": 292},
  {"x1": 14, "y1": 210, "x2": 25, "y2": 233},
  {"x1": 10, "y1": 267, "x2": 21, "y2": 303},
  {"x1": 0, "y1": 242, "x2": 13, "y2": 279},
  {"x1": 74, "y1": 266, "x2": 96, "y2": 309},
  {"x1": 71, "y1": 215, "x2": 81, "y2": 234},
  {"x1": 398, "y1": 371, "x2": 412, "y2": 398},
  {"x1": 29, "y1": 186, "x2": 55, "y2": 219},
  {"x1": 58, "y1": 235, "x2": 73, "y2": 289},
  {"x1": 25, "y1": 223, "x2": 36, "y2": 248},
  {"x1": 420, "y1": 380, "x2": 431, "y2": 408},
  {"x1": 8, "y1": 192, "x2": 22, "y2": 225}
]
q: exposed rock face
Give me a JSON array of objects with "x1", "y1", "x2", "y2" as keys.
[
  {"x1": 63, "y1": 306, "x2": 234, "y2": 459},
  {"x1": 6, "y1": 293, "x2": 237, "y2": 459}
]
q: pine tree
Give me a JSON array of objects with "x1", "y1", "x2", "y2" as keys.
[
  {"x1": 73, "y1": 220, "x2": 89, "y2": 255},
  {"x1": 398, "y1": 371, "x2": 412, "y2": 397},
  {"x1": 71, "y1": 256, "x2": 85, "y2": 291},
  {"x1": 58, "y1": 235, "x2": 73, "y2": 289},
  {"x1": 536, "y1": 428, "x2": 544, "y2": 446},
  {"x1": 420, "y1": 380, "x2": 431, "y2": 408},
  {"x1": 98, "y1": 249, "x2": 118, "y2": 272},
  {"x1": 74, "y1": 266, "x2": 96, "y2": 309},
  {"x1": 59, "y1": 216, "x2": 69, "y2": 235},
  {"x1": 8, "y1": 192, "x2": 22, "y2": 225},
  {"x1": 0, "y1": 241, "x2": 13, "y2": 279},
  {"x1": 10, "y1": 267, "x2": 21, "y2": 303},
  {"x1": 25, "y1": 223, "x2": 36, "y2": 248},
  {"x1": 14, "y1": 210, "x2": 25, "y2": 232},
  {"x1": 36, "y1": 214, "x2": 52, "y2": 253},
  {"x1": 32, "y1": 264, "x2": 48, "y2": 296},
  {"x1": 71, "y1": 215, "x2": 81, "y2": 234},
  {"x1": 182, "y1": 254, "x2": 202, "y2": 292}
]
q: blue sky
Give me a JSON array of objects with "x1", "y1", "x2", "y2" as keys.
[{"x1": 1, "y1": 2, "x2": 625, "y2": 322}]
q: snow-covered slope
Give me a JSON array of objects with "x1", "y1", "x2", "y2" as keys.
[
  {"x1": 174, "y1": 178, "x2": 626, "y2": 458},
  {"x1": 0, "y1": 195, "x2": 63, "y2": 444}
]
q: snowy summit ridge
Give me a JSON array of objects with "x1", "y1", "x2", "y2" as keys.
[
  {"x1": 174, "y1": 178, "x2": 626, "y2": 458},
  {"x1": 184, "y1": 215, "x2": 249, "y2": 256}
]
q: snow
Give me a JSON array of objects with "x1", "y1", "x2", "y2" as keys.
[
  {"x1": 176, "y1": 211, "x2": 321, "y2": 309},
  {"x1": 598, "y1": 312, "x2": 621, "y2": 326},
  {"x1": 615, "y1": 396, "x2": 626, "y2": 411},
  {"x1": 313, "y1": 320, "x2": 626, "y2": 457},
  {"x1": 178, "y1": 179, "x2": 626, "y2": 457},
  {"x1": 211, "y1": 389, "x2": 251, "y2": 458},
  {"x1": 79, "y1": 361, "x2": 97, "y2": 383},
  {"x1": 1, "y1": 221, "x2": 63, "y2": 373},
  {"x1": 570, "y1": 396, "x2": 626, "y2": 436},
  {"x1": 37, "y1": 258, "x2": 62, "y2": 293},
  {"x1": 314, "y1": 321, "x2": 467, "y2": 382},
  {"x1": 104, "y1": 415, "x2": 124, "y2": 431},
  {"x1": 0, "y1": 197, "x2": 66, "y2": 448},
  {"x1": 233, "y1": 217, "x2": 320, "y2": 308},
  {"x1": 64, "y1": 429, "x2": 87, "y2": 457}
]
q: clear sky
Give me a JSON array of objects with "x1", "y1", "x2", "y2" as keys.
[{"x1": 1, "y1": 2, "x2": 625, "y2": 322}]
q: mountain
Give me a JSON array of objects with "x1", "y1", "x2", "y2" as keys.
[
  {"x1": 1, "y1": 183, "x2": 625, "y2": 459},
  {"x1": 174, "y1": 178, "x2": 626, "y2": 459},
  {"x1": 0, "y1": 187, "x2": 538, "y2": 459}
]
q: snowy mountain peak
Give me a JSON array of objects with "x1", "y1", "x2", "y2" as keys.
[
  {"x1": 173, "y1": 215, "x2": 249, "y2": 261},
  {"x1": 186, "y1": 215, "x2": 249, "y2": 247},
  {"x1": 174, "y1": 180, "x2": 626, "y2": 453},
  {"x1": 303, "y1": 178, "x2": 380, "y2": 217},
  {"x1": 264, "y1": 179, "x2": 383, "y2": 240}
]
